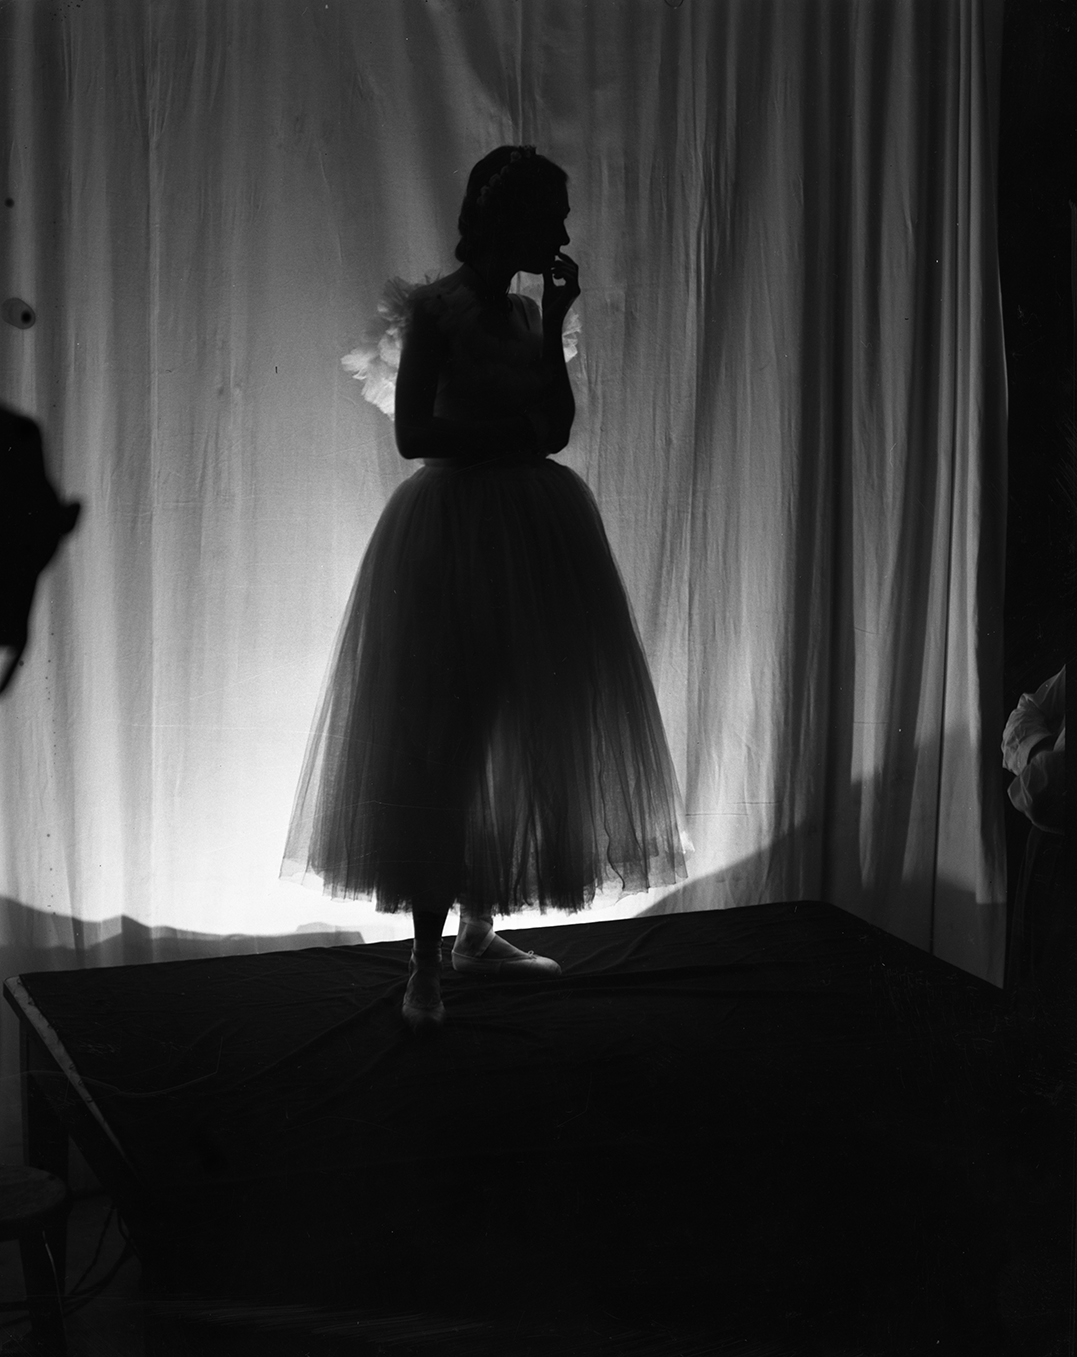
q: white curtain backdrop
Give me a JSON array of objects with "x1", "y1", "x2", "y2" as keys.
[{"x1": 1, "y1": 0, "x2": 1007, "y2": 1159}]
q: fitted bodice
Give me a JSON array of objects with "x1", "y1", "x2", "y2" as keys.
[
  {"x1": 341, "y1": 272, "x2": 579, "y2": 436},
  {"x1": 409, "y1": 274, "x2": 551, "y2": 423}
]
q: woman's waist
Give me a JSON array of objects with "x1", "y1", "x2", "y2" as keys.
[{"x1": 422, "y1": 451, "x2": 547, "y2": 472}]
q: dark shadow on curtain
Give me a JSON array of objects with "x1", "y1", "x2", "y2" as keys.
[
  {"x1": 643, "y1": 723, "x2": 1007, "y2": 987},
  {"x1": 0, "y1": 902, "x2": 365, "y2": 975}
]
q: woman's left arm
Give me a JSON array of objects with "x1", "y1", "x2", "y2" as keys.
[{"x1": 527, "y1": 252, "x2": 580, "y2": 456}]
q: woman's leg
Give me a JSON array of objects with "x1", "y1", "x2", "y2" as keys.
[
  {"x1": 454, "y1": 904, "x2": 533, "y2": 959},
  {"x1": 455, "y1": 902, "x2": 494, "y2": 951},
  {"x1": 402, "y1": 885, "x2": 455, "y2": 1031},
  {"x1": 454, "y1": 901, "x2": 561, "y2": 974},
  {"x1": 413, "y1": 890, "x2": 454, "y2": 960}
]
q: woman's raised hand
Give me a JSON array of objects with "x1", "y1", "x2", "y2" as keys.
[
  {"x1": 531, "y1": 250, "x2": 579, "y2": 455},
  {"x1": 541, "y1": 251, "x2": 580, "y2": 329}
]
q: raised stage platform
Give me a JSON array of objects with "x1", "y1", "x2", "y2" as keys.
[{"x1": 4, "y1": 902, "x2": 1064, "y2": 1355}]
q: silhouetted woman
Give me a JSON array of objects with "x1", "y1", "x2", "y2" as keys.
[{"x1": 284, "y1": 146, "x2": 687, "y2": 1031}]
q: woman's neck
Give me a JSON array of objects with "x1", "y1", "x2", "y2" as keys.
[{"x1": 461, "y1": 255, "x2": 517, "y2": 304}]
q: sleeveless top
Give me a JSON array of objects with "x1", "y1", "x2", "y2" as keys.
[{"x1": 341, "y1": 273, "x2": 581, "y2": 431}]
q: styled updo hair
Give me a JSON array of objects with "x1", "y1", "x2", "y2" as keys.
[{"x1": 455, "y1": 145, "x2": 568, "y2": 264}]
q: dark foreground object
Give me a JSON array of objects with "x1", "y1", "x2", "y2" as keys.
[
  {"x1": 4, "y1": 903, "x2": 1069, "y2": 1356},
  {"x1": 0, "y1": 1164, "x2": 70, "y2": 1353}
]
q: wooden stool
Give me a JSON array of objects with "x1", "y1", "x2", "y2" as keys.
[{"x1": 0, "y1": 1165, "x2": 69, "y2": 1355}]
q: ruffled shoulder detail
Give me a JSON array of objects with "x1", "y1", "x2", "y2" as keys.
[
  {"x1": 561, "y1": 309, "x2": 582, "y2": 363},
  {"x1": 342, "y1": 274, "x2": 582, "y2": 420},
  {"x1": 341, "y1": 277, "x2": 420, "y2": 418}
]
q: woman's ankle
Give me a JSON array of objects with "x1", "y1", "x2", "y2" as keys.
[
  {"x1": 458, "y1": 909, "x2": 493, "y2": 937},
  {"x1": 411, "y1": 893, "x2": 453, "y2": 959}
]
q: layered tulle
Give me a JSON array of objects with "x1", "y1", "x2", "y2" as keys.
[{"x1": 282, "y1": 456, "x2": 687, "y2": 914}]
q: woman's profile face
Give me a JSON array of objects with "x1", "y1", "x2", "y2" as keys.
[{"x1": 510, "y1": 185, "x2": 570, "y2": 274}]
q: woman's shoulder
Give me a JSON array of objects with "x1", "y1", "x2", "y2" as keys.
[
  {"x1": 408, "y1": 269, "x2": 475, "y2": 318},
  {"x1": 364, "y1": 271, "x2": 468, "y2": 327},
  {"x1": 340, "y1": 270, "x2": 475, "y2": 415},
  {"x1": 410, "y1": 271, "x2": 520, "y2": 355},
  {"x1": 351, "y1": 272, "x2": 469, "y2": 362}
]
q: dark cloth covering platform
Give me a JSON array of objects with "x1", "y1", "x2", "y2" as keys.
[{"x1": 4, "y1": 903, "x2": 1062, "y2": 1355}]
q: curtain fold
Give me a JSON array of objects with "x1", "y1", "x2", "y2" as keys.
[{"x1": 1, "y1": 0, "x2": 1007, "y2": 1156}]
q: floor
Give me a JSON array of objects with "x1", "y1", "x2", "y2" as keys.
[{"x1": 0, "y1": 1182, "x2": 1071, "y2": 1355}]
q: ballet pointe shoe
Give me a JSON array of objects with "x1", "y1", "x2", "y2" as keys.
[
  {"x1": 402, "y1": 950, "x2": 446, "y2": 1033},
  {"x1": 452, "y1": 915, "x2": 561, "y2": 978}
]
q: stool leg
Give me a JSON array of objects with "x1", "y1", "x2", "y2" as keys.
[
  {"x1": 19, "y1": 1230, "x2": 67, "y2": 1355},
  {"x1": 21, "y1": 1028, "x2": 69, "y2": 1291}
]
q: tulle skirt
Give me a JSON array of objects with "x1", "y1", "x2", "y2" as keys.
[{"x1": 282, "y1": 456, "x2": 687, "y2": 914}]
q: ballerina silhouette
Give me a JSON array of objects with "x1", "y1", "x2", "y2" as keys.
[{"x1": 283, "y1": 146, "x2": 687, "y2": 1032}]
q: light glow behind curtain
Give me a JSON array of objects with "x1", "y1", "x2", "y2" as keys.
[{"x1": 1, "y1": 0, "x2": 1007, "y2": 1153}]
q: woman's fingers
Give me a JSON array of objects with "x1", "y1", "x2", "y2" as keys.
[
  {"x1": 545, "y1": 256, "x2": 580, "y2": 313},
  {"x1": 542, "y1": 251, "x2": 580, "y2": 326},
  {"x1": 547, "y1": 252, "x2": 578, "y2": 282}
]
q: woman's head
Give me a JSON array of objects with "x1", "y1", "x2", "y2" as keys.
[{"x1": 455, "y1": 146, "x2": 569, "y2": 272}]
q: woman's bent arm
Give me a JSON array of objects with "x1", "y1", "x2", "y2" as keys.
[{"x1": 532, "y1": 320, "x2": 575, "y2": 454}]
